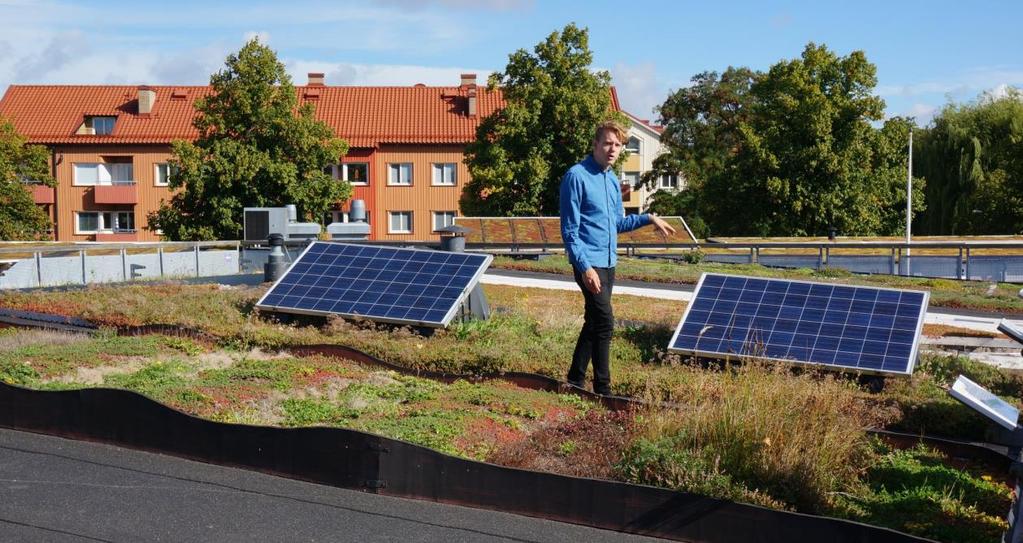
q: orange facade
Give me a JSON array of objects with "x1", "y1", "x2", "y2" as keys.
[
  {"x1": 1, "y1": 80, "x2": 622, "y2": 242},
  {"x1": 53, "y1": 144, "x2": 174, "y2": 242}
]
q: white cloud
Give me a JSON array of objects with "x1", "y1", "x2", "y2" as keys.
[
  {"x1": 611, "y1": 62, "x2": 664, "y2": 119},
  {"x1": 286, "y1": 59, "x2": 491, "y2": 86},
  {"x1": 243, "y1": 31, "x2": 271, "y2": 45},
  {"x1": 878, "y1": 67, "x2": 1023, "y2": 99}
]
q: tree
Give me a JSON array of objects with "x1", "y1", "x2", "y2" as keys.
[
  {"x1": 461, "y1": 23, "x2": 624, "y2": 216},
  {"x1": 649, "y1": 43, "x2": 923, "y2": 237},
  {"x1": 149, "y1": 39, "x2": 350, "y2": 240},
  {"x1": 915, "y1": 88, "x2": 1023, "y2": 234},
  {"x1": 0, "y1": 116, "x2": 54, "y2": 240}
]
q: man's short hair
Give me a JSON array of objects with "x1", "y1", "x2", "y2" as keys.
[{"x1": 594, "y1": 120, "x2": 627, "y2": 143}]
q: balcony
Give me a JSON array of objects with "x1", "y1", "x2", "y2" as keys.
[
  {"x1": 30, "y1": 184, "x2": 55, "y2": 204},
  {"x1": 94, "y1": 182, "x2": 138, "y2": 204},
  {"x1": 95, "y1": 230, "x2": 139, "y2": 242}
]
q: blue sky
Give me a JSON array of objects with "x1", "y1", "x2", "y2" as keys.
[{"x1": 1, "y1": 0, "x2": 1020, "y2": 125}]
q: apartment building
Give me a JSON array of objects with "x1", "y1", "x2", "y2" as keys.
[
  {"x1": 3, "y1": 73, "x2": 602, "y2": 242},
  {"x1": 619, "y1": 110, "x2": 679, "y2": 214}
]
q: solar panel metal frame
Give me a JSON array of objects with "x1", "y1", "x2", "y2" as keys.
[
  {"x1": 949, "y1": 374, "x2": 1019, "y2": 431},
  {"x1": 255, "y1": 242, "x2": 493, "y2": 328},
  {"x1": 667, "y1": 273, "x2": 930, "y2": 376}
]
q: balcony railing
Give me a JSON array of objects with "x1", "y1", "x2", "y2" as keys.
[
  {"x1": 29, "y1": 184, "x2": 55, "y2": 204},
  {"x1": 95, "y1": 230, "x2": 139, "y2": 242},
  {"x1": 94, "y1": 182, "x2": 138, "y2": 204}
]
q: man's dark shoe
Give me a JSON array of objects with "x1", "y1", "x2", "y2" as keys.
[
  {"x1": 567, "y1": 380, "x2": 585, "y2": 389},
  {"x1": 594, "y1": 387, "x2": 612, "y2": 396}
]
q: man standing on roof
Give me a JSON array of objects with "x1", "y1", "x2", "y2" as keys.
[{"x1": 560, "y1": 120, "x2": 676, "y2": 395}]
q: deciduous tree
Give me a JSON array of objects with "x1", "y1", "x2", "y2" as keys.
[
  {"x1": 649, "y1": 44, "x2": 923, "y2": 237},
  {"x1": 462, "y1": 24, "x2": 623, "y2": 216},
  {"x1": 915, "y1": 88, "x2": 1023, "y2": 234},
  {"x1": 150, "y1": 39, "x2": 349, "y2": 240},
  {"x1": 0, "y1": 116, "x2": 54, "y2": 240}
]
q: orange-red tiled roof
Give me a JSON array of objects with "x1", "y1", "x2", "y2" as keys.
[
  {"x1": 1, "y1": 84, "x2": 622, "y2": 147},
  {"x1": 0, "y1": 86, "x2": 210, "y2": 144},
  {"x1": 0, "y1": 84, "x2": 508, "y2": 147}
]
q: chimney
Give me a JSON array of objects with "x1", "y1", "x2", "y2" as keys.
[
  {"x1": 138, "y1": 86, "x2": 156, "y2": 116},
  {"x1": 307, "y1": 72, "x2": 325, "y2": 86},
  {"x1": 460, "y1": 73, "x2": 477, "y2": 88},
  {"x1": 467, "y1": 87, "x2": 477, "y2": 117}
]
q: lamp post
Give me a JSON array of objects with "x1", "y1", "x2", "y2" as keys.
[{"x1": 904, "y1": 130, "x2": 913, "y2": 275}]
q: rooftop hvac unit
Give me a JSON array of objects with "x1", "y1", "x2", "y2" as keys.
[
  {"x1": 244, "y1": 205, "x2": 322, "y2": 242},
  {"x1": 326, "y1": 199, "x2": 370, "y2": 241}
]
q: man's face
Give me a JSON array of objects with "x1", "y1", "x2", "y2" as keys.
[{"x1": 592, "y1": 130, "x2": 623, "y2": 170}]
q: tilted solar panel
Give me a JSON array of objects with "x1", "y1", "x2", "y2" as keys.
[
  {"x1": 668, "y1": 273, "x2": 929, "y2": 375},
  {"x1": 255, "y1": 242, "x2": 492, "y2": 328}
]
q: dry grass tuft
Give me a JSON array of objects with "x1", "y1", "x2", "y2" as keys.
[
  {"x1": 624, "y1": 361, "x2": 892, "y2": 512},
  {"x1": 0, "y1": 329, "x2": 91, "y2": 353}
]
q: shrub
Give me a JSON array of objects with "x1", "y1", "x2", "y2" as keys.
[{"x1": 681, "y1": 249, "x2": 705, "y2": 264}]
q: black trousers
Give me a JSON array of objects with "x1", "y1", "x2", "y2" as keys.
[{"x1": 568, "y1": 266, "x2": 615, "y2": 394}]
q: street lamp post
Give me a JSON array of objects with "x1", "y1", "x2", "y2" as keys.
[{"x1": 905, "y1": 130, "x2": 913, "y2": 275}]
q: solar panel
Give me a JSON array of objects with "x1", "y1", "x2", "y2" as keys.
[
  {"x1": 668, "y1": 273, "x2": 929, "y2": 375},
  {"x1": 949, "y1": 374, "x2": 1019, "y2": 430},
  {"x1": 255, "y1": 242, "x2": 492, "y2": 328}
]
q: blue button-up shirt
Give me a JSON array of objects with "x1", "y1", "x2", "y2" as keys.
[{"x1": 559, "y1": 155, "x2": 651, "y2": 272}]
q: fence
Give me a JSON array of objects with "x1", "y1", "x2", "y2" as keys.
[{"x1": 0, "y1": 241, "x2": 240, "y2": 289}]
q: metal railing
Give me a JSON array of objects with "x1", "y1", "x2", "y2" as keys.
[{"x1": 0, "y1": 241, "x2": 240, "y2": 289}]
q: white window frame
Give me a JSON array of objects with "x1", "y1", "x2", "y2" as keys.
[
  {"x1": 431, "y1": 163, "x2": 457, "y2": 186},
  {"x1": 328, "y1": 162, "x2": 369, "y2": 186},
  {"x1": 73, "y1": 162, "x2": 134, "y2": 186},
  {"x1": 154, "y1": 163, "x2": 171, "y2": 187},
  {"x1": 387, "y1": 163, "x2": 413, "y2": 186},
  {"x1": 88, "y1": 116, "x2": 116, "y2": 135},
  {"x1": 659, "y1": 174, "x2": 679, "y2": 190},
  {"x1": 74, "y1": 211, "x2": 135, "y2": 234},
  {"x1": 432, "y1": 211, "x2": 456, "y2": 232},
  {"x1": 621, "y1": 171, "x2": 640, "y2": 188},
  {"x1": 626, "y1": 136, "x2": 641, "y2": 154},
  {"x1": 388, "y1": 211, "x2": 413, "y2": 234}
]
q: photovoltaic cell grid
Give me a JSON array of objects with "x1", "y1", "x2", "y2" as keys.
[
  {"x1": 255, "y1": 242, "x2": 493, "y2": 328},
  {"x1": 668, "y1": 274, "x2": 929, "y2": 375}
]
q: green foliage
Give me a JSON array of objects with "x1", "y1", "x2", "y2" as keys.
[
  {"x1": 681, "y1": 249, "x2": 705, "y2": 264},
  {"x1": 645, "y1": 188, "x2": 710, "y2": 238},
  {"x1": 915, "y1": 87, "x2": 1023, "y2": 234},
  {"x1": 650, "y1": 44, "x2": 923, "y2": 237},
  {"x1": 834, "y1": 442, "x2": 1010, "y2": 543},
  {"x1": 616, "y1": 435, "x2": 777, "y2": 507},
  {"x1": 0, "y1": 360, "x2": 40, "y2": 385},
  {"x1": 0, "y1": 116, "x2": 54, "y2": 240},
  {"x1": 462, "y1": 24, "x2": 624, "y2": 216},
  {"x1": 149, "y1": 39, "x2": 350, "y2": 240}
]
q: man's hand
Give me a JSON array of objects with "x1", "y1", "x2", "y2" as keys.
[
  {"x1": 650, "y1": 214, "x2": 677, "y2": 237},
  {"x1": 583, "y1": 268, "x2": 601, "y2": 294}
]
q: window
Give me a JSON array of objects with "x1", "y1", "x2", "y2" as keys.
[
  {"x1": 432, "y1": 211, "x2": 456, "y2": 231},
  {"x1": 625, "y1": 136, "x2": 641, "y2": 154},
  {"x1": 388, "y1": 211, "x2": 412, "y2": 234},
  {"x1": 388, "y1": 163, "x2": 413, "y2": 185},
  {"x1": 154, "y1": 163, "x2": 177, "y2": 187},
  {"x1": 327, "y1": 163, "x2": 369, "y2": 185},
  {"x1": 85, "y1": 116, "x2": 116, "y2": 135},
  {"x1": 659, "y1": 174, "x2": 679, "y2": 190},
  {"x1": 115, "y1": 211, "x2": 135, "y2": 231},
  {"x1": 621, "y1": 171, "x2": 640, "y2": 187},
  {"x1": 432, "y1": 163, "x2": 457, "y2": 186},
  {"x1": 75, "y1": 211, "x2": 135, "y2": 234},
  {"x1": 73, "y1": 162, "x2": 134, "y2": 186}
]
